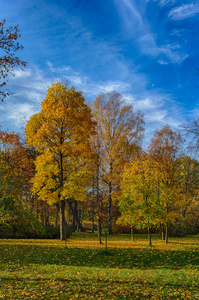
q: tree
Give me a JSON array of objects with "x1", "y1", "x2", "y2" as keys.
[
  {"x1": 0, "y1": 20, "x2": 26, "y2": 101},
  {"x1": 25, "y1": 83, "x2": 95, "y2": 240},
  {"x1": 119, "y1": 154, "x2": 164, "y2": 246},
  {"x1": 149, "y1": 125, "x2": 183, "y2": 243},
  {"x1": 92, "y1": 91, "x2": 144, "y2": 234},
  {"x1": 0, "y1": 131, "x2": 40, "y2": 237}
]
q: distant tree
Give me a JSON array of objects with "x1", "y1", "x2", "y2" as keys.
[{"x1": 0, "y1": 20, "x2": 26, "y2": 101}]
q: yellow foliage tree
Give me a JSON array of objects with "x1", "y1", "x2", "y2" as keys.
[
  {"x1": 149, "y1": 125, "x2": 183, "y2": 243},
  {"x1": 119, "y1": 153, "x2": 165, "y2": 246},
  {"x1": 25, "y1": 83, "x2": 95, "y2": 240}
]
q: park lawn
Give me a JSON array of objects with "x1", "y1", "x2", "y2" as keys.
[{"x1": 0, "y1": 233, "x2": 199, "y2": 299}]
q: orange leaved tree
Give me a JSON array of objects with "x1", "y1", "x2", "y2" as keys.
[{"x1": 25, "y1": 83, "x2": 95, "y2": 240}]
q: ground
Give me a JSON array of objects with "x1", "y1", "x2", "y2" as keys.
[{"x1": 0, "y1": 233, "x2": 199, "y2": 299}]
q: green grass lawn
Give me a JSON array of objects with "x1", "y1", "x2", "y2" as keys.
[{"x1": 0, "y1": 233, "x2": 199, "y2": 299}]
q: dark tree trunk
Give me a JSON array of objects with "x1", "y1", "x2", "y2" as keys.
[
  {"x1": 54, "y1": 203, "x2": 59, "y2": 227},
  {"x1": 148, "y1": 223, "x2": 152, "y2": 246},
  {"x1": 98, "y1": 215, "x2": 102, "y2": 244},
  {"x1": 165, "y1": 221, "x2": 168, "y2": 244},
  {"x1": 44, "y1": 209, "x2": 49, "y2": 227},
  {"x1": 60, "y1": 200, "x2": 67, "y2": 240},
  {"x1": 131, "y1": 227, "x2": 134, "y2": 241},
  {"x1": 91, "y1": 214, "x2": 95, "y2": 233},
  {"x1": 68, "y1": 199, "x2": 85, "y2": 232}
]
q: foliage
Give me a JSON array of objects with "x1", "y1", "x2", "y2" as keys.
[
  {"x1": 0, "y1": 131, "x2": 34, "y2": 222},
  {"x1": 25, "y1": 83, "x2": 96, "y2": 239},
  {"x1": 0, "y1": 208, "x2": 44, "y2": 238},
  {"x1": 119, "y1": 154, "x2": 164, "y2": 230},
  {"x1": 43, "y1": 226, "x2": 71, "y2": 239},
  {"x1": 0, "y1": 20, "x2": 26, "y2": 101}
]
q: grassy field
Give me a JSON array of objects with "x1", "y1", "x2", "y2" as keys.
[{"x1": 0, "y1": 233, "x2": 199, "y2": 299}]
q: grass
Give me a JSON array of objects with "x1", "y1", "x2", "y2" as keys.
[{"x1": 0, "y1": 233, "x2": 199, "y2": 299}]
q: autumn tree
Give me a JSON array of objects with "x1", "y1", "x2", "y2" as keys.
[
  {"x1": 92, "y1": 91, "x2": 144, "y2": 234},
  {"x1": 119, "y1": 154, "x2": 164, "y2": 246},
  {"x1": 149, "y1": 125, "x2": 183, "y2": 243},
  {"x1": 0, "y1": 131, "x2": 41, "y2": 237},
  {"x1": 0, "y1": 20, "x2": 26, "y2": 101},
  {"x1": 25, "y1": 83, "x2": 95, "y2": 240}
]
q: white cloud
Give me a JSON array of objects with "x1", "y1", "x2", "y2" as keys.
[
  {"x1": 169, "y1": 4, "x2": 199, "y2": 20},
  {"x1": 158, "y1": 60, "x2": 169, "y2": 65}
]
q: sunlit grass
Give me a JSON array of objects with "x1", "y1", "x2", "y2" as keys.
[{"x1": 0, "y1": 233, "x2": 199, "y2": 299}]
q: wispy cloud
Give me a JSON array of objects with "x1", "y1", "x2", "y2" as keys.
[
  {"x1": 140, "y1": 35, "x2": 188, "y2": 64},
  {"x1": 1, "y1": 61, "x2": 184, "y2": 145},
  {"x1": 114, "y1": 0, "x2": 144, "y2": 32},
  {"x1": 114, "y1": 0, "x2": 189, "y2": 65},
  {"x1": 169, "y1": 3, "x2": 199, "y2": 20}
]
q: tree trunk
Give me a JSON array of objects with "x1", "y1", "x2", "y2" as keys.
[
  {"x1": 91, "y1": 214, "x2": 95, "y2": 233},
  {"x1": 60, "y1": 200, "x2": 67, "y2": 240},
  {"x1": 96, "y1": 154, "x2": 102, "y2": 243},
  {"x1": 68, "y1": 199, "x2": 85, "y2": 232},
  {"x1": 160, "y1": 223, "x2": 165, "y2": 240},
  {"x1": 108, "y1": 181, "x2": 113, "y2": 234},
  {"x1": 98, "y1": 215, "x2": 102, "y2": 244},
  {"x1": 165, "y1": 221, "x2": 168, "y2": 244},
  {"x1": 131, "y1": 227, "x2": 134, "y2": 241},
  {"x1": 72, "y1": 200, "x2": 78, "y2": 231},
  {"x1": 108, "y1": 161, "x2": 113, "y2": 234},
  {"x1": 148, "y1": 224, "x2": 152, "y2": 246},
  {"x1": 54, "y1": 203, "x2": 59, "y2": 227}
]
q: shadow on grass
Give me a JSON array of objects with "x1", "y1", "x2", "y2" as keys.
[{"x1": 1, "y1": 242, "x2": 199, "y2": 270}]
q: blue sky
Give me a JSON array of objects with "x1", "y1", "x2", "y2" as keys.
[{"x1": 1, "y1": 0, "x2": 199, "y2": 146}]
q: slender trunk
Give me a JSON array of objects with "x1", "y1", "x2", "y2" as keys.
[
  {"x1": 160, "y1": 223, "x2": 165, "y2": 240},
  {"x1": 73, "y1": 200, "x2": 78, "y2": 231},
  {"x1": 105, "y1": 231, "x2": 108, "y2": 250},
  {"x1": 98, "y1": 215, "x2": 102, "y2": 244},
  {"x1": 165, "y1": 204, "x2": 169, "y2": 244},
  {"x1": 60, "y1": 199, "x2": 66, "y2": 240},
  {"x1": 108, "y1": 162, "x2": 113, "y2": 235},
  {"x1": 54, "y1": 203, "x2": 59, "y2": 227},
  {"x1": 36, "y1": 198, "x2": 39, "y2": 219},
  {"x1": 131, "y1": 227, "x2": 134, "y2": 241},
  {"x1": 44, "y1": 209, "x2": 49, "y2": 227},
  {"x1": 165, "y1": 221, "x2": 168, "y2": 244},
  {"x1": 91, "y1": 212, "x2": 95, "y2": 233},
  {"x1": 108, "y1": 181, "x2": 112, "y2": 234},
  {"x1": 148, "y1": 223, "x2": 152, "y2": 246},
  {"x1": 96, "y1": 155, "x2": 102, "y2": 244}
]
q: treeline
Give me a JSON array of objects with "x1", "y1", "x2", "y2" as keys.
[{"x1": 1, "y1": 82, "x2": 199, "y2": 243}]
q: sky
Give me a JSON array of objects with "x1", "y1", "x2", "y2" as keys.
[{"x1": 1, "y1": 0, "x2": 199, "y2": 146}]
